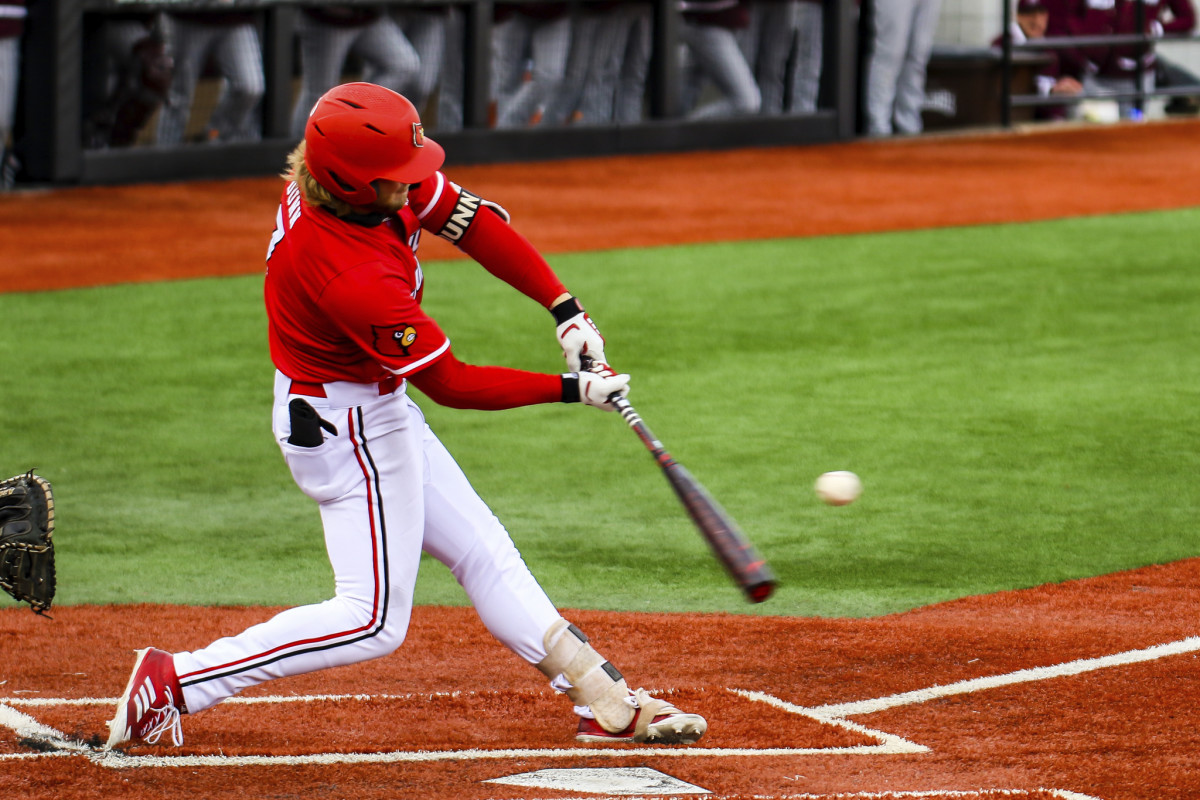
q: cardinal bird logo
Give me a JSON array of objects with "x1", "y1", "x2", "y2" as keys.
[{"x1": 374, "y1": 324, "x2": 418, "y2": 357}]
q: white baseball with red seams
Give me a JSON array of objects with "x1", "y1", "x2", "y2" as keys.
[{"x1": 815, "y1": 471, "x2": 863, "y2": 506}]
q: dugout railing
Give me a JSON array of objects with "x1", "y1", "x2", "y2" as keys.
[
  {"x1": 998, "y1": 0, "x2": 1200, "y2": 124},
  {"x1": 17, "y1": 0, "x2": 860, "y2": 187}
]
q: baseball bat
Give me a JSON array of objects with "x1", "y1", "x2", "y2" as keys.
[{"x1": 584, "y1": 361, "x2": 776, "y2": 602}]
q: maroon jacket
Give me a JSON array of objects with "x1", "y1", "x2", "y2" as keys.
[
  {"x1": 0, "y1": 0, "x2": 25, "y2": 39},
  {"x1": 1058, "y1": 0, "x2": 1195, "y2": 77}
]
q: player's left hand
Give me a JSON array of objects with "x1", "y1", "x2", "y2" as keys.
[
  {"x1": 576, "y1": 362, "x2": 630, "y2": 411},
  {"x1": 552, "y1": 296, "x2": 606, "y2": 372}
]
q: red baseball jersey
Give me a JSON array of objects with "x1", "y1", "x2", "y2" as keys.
[
  {"x1": 264, "y1": 171, "x2": 568, "y2": 399},
  {"x1": 265, "y1": 179, "x2": 450, "y2": 385}
]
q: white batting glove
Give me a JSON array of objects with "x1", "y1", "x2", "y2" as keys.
[
  {"x1": 551, "y1": 296, "x2": 607, "y2": 373},
  {"x1": 570, "y1": 363, "x2": 630, "y2": 412}
]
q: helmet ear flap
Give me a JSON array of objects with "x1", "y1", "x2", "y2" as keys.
[{"x1": 326, "y1": 169, "x2": 363, "y2": 197}]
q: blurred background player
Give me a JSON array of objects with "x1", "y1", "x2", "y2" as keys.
[
  {"x1": 864, "y1": 0, "x2": 942, "y2": 136},
  {"x1": 789, "y1": 0, "x2": 825, "y2": 114},
  {"x1": 680, "y1": 0, "x2": 762, "y2": 119},
  {"x1": 539, "y1": 0, "x2": 608, "y2": 125},
  {"x1": 82, "y1": 11, "x2": 172, "y2": 148},
  {"x1": 992, "y1": 0, "x2": 1083, "y2": 121},
  {"x1": 394, "y1": 4, "x2": 451, "y2": 123},
  {"x1": 156, "y1": 8, "x2": 264, "y2": 145},
  {"x1": 739, "y1": 0, "x2": 800, "y2": 115},
  {"x1": 491, "y1": 1, "x2": 571, "y2": 127},
  {"x1": 289, "y1": 3, "x2": 420, "y2": 138},
  {"x1": 591, "y1": 1, "x2": 653, "y2": 123},
  {"x1": 739, "y1": 0, "x2": 824, "y2": 115},
  {"x1": 1136, "y1": 0, "x2": 1199, "y2": 114},
  {"x1": 106, "y1": 82, "x2": 708, "y2": 752},
  {"x1": 546, "y1": 1, "x2": 652, "y2": 125},
  {"x1": 0, "y1": 0, "x2": 24, "y2": 188}
]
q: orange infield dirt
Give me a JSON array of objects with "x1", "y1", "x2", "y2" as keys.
[{"x1": 3, "y1": 120, "x2": 1200, "y2": 799}]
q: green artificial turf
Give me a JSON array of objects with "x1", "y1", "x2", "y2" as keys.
[{"x1": 3, "y1": 208, "x2": 1198, "y2": 617}]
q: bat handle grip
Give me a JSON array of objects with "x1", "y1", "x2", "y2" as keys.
[{"x1": 579, "y1": 355, "x2": 632, "y2": 406}]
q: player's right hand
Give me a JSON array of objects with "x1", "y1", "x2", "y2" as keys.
[
  {"x1": 576, "y1": 363, "x2": 629, "y2": 412},
  {"x1": 552, "y1": 296, "x2": 607, "y2": 373}
]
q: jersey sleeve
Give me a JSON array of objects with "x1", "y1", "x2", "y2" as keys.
[
  {"x1": 409, "y1": 172, "x2": 568, "y2": 308},
  {"x1": 321, "y1": 261, "x2": 450, "y2": 377},
  {"x1": 408, "y1": 349, "x2": 565, "y2": 410}
]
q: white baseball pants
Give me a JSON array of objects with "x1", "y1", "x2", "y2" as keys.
[
  {"x1": 156, "y1": 16, "x2": 265, "y2": 144},
  {"x1": 174, "y1": 373, "x2": 562, "y2": 713},
  {"x1": 865, "y1": 0, "x2": 942, "y2": 135},
  {"x1": 289, "y1": 13, "x2": 420, "y2": 139},
  {"x1": 0, "y1": 36, "x2": 17, "y2": 146}
]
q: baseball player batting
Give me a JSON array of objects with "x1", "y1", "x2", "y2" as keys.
[{"x1": 107, "y1": 82, "x2": 706, "y2": 750}]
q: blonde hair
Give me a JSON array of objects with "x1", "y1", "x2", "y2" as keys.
[{"x1": 283, "y1": 141, "x2": 355, "y2": 217}]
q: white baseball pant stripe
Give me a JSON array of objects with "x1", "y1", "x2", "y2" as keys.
[{"x1": 174, "y1": 373, "x2": 562, "y2": 713}]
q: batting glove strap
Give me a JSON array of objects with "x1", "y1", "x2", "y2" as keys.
[
  {"x1": 561, "y1": 374, "x2": 581, "y2": 403},
  {"x1": 553, "y1": 297, "x2": 607, "y2": 373},
  {"x1": 550, "y1": 296, "x2": 586, "y2": 325}
]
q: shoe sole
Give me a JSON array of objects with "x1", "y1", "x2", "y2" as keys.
[
  {"x1": 105, "y1": 647, "x2": 151, "y2": 749},
  {"x1": 576, "y1": 713, "x2": 707, "y2": 744}
]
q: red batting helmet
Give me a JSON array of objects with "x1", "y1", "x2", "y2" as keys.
[{"x1": 303, "y1": 82, "x2": 445, "y2": 206}]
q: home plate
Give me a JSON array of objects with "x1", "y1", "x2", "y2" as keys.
[{"x1": 484, "y1": 766, "x2": 710, "y2": 795}]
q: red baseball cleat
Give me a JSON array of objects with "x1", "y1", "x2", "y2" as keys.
[
  {"x1": 575, "y1": 689, "x2": 706, "y2": 744},
  {"x1": 106, "y1": 647, "x2": 185, "y2": 748}
]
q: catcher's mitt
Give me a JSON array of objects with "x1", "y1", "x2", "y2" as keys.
[{"x1": 0, "y1": 471, "x2": 56, "y2": 615}]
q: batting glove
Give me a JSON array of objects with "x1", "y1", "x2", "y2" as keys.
[
  {"x1": 552, "y1": 296, "x2": 607, "y2": 373},
  {"x1": 563, "y1": 362, "x2": 630, "y2": 412}
]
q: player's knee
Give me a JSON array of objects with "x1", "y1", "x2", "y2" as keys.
[
  {"x1": 368, "y1": 618, "x2": 409, "y2": 655},
  {"x1": 230, "y1": 72, "x2": 266, "y2": 100},
  {"x1": 734, "y1": 85, "x2": 762, "y2": 115},
  {"x1": 332, "y1": 594, "x2": 410, "y2": 656}
]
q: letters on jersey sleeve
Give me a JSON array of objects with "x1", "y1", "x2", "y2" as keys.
[{"x1": 408, "y1": 172, "x2": 510, "y2": 246}]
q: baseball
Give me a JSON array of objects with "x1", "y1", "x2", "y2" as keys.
[{"x1": 815, "y1": 471, "x2": 862, "y2": 506}]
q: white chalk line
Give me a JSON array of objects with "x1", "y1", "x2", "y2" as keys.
[
  {"x1": 3, "y1": 635, "x2": 1193, "y2": 798},
  {"x1": 477, "y1": 793, "x2": 1100, "y2": 800},
  {"x1": 805, "y1": 635, "x2": 1200, "y2": 719}
]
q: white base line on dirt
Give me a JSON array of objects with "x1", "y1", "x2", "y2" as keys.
[
  {"x1": 4, "y1": 635, "x2": 1194, "y2": 798},
  {"x1": 91, "y1": 743, "x2": 903, "y2": 768},
  {"x1": 0, "y1": 703, "x2": 95, "y2": 754},
  {"x1": 477, "y1": 792, "x2": 1101, "y2": 800},
  {"x1": 801, "y1": 635, "x2": 1200, "y2": 719},
  {"x1": 479, "y1": 792, "x2": 1100, "y2": 800}
]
